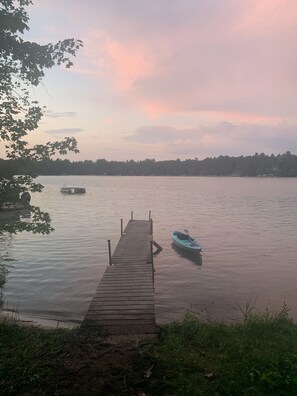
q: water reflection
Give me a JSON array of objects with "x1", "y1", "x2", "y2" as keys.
[
  {"x1": 171, "y1": 243, "x2": 202, "y2": 266},
  {"x1": 3, "y1": 175, "x2": 297, "y2": 325}
]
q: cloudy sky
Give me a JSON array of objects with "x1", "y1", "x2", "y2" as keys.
[{"x1": 23, "y1": 0, "x2": 297, "y2": 160}]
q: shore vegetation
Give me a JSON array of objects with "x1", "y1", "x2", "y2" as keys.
[{"x1": 1, "y1": 305, "x2": 297, "y2": 395}]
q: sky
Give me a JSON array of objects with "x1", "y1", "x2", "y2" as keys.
[{"x1": 20, "y1": 0, "x2": 297, "y2": 161}]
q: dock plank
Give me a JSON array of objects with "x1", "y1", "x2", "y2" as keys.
[{"x1": 84, "y1": 219, "x2": 156, "y2": 335}]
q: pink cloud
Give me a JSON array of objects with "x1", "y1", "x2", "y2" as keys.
[
  {"x1": 104, "y1": 39, "x2": 154, "y2": 89},
  {"x1": 232, "y1": 0, "x2": 297, "y2": 37},
  {"x1": 23, "y1": 0, "x2": 297, "y2": 160},
  {"x1": 75, "y1": 29, "x2": 154, "y2": 91},
  {"x1": 37, "y1": 1, "x2": 296, "y2": 123}
]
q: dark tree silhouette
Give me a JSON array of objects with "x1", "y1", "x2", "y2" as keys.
[{"x1": 0, "y1": 0, "x2": 82, "y2": 234}]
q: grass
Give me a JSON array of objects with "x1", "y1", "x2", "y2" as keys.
[
  {"x1": 151, "y1": 304, "x2": 297, "y2": 396},
  {"x1": 1, "y1": 305, "x2": 297, "y2": 395}
]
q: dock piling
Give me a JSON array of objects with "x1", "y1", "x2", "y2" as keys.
[
  {"x1": 107, "y1": 239, "x2": 112, "y2": 266},
  {"x1": 150, "y1": 240, "x2": 154, "y2": 285}
]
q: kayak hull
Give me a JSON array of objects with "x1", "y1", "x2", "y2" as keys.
[{"x1": 171, "y1": 230, "x2": 202, "y2": 253}]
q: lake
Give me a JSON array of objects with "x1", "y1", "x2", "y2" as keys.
[{"x1": 1, "y1": 175, "x2": 297, "y2": 327}]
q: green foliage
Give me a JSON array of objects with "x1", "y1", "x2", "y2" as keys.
[{"x1": 0, "y1": 0, "x2": 82, "y2": 235}]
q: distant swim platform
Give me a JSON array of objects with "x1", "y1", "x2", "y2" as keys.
[{"x1": 60, "y1": 187, "x2": 86, "y2": 194}]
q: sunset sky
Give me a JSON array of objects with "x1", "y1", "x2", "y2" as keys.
[{"x1": 23, "y1": 0, "x2": 297, "y2": 161}]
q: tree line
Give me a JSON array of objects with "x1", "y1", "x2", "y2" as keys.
[{"x1": 1, "y1": 151, "x2": 297, "y2": 177}]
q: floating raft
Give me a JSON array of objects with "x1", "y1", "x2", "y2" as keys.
[
  {"x1": 84, "y1": 219, "x2": 156, "y2": 335},
  {"x1": 60, "y1": 187, "x2": 86, "y2": 194}
]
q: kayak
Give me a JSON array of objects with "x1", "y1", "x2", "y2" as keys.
[{"x1": 171, "y1": 230, "x2": 202, "y2": 253}]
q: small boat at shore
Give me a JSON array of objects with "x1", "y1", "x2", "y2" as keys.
[
  {"x1": 60, "y1": 187, "x2": 86, "y2": 194},
  {"x1": 0, "y1": 206, "x2": 31, "y2": 221},
  {"x1": 171, "y1": 230, "x2": 202, "y2": 253}
]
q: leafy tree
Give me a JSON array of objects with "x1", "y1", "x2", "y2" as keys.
[{"x1": 0, "y1": 0, "x2": 82, "y2": 234}]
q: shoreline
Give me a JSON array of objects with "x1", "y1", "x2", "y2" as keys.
[{"x1": 1, "y1": 309, "x2": 80, "y2": 330}]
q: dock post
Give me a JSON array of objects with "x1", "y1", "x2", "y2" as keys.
[
  {"x1": 150, "y1": 240, "x2": 154, "y2": 284},
  {"x1": 107, "y1": 240, "x2": 112, "y2": 266},
  {"x1": 131, "y1": 211, "x2": 134, "y2": 220},
  {"x1": 120, "y1": 219, "x2": 123, "y2": 235},
  {"x1": 149, "y1": 210, "x2": 151, "y2": 221}
]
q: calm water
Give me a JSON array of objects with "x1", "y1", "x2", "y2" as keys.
[{"x1": 1, "y1": 176, "x2": 297, "y2": 326}]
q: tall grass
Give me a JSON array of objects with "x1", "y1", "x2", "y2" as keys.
[
  {"x1": 149, "y1": 304, "x2": 297, "y2": 395},
  {"x1": 0, "y1": 321, "x2": 74, "y2": 394}
]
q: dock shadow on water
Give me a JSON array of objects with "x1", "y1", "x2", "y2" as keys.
[{"x1": 171, "y1": 243, "x2": 202, "y2": 266}]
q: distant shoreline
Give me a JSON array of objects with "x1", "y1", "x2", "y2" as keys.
[{"x1": 2, "y1": 152, "x2": 297, "y2": 177}]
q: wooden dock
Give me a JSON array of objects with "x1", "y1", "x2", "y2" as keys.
[{"x1": 84, "y1": 219, "x2": 156, "y2": 335}]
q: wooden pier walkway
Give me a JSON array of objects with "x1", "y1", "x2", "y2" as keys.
[{"x1": 84, "y1": 219, "x2": 156, "y2": 335}]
